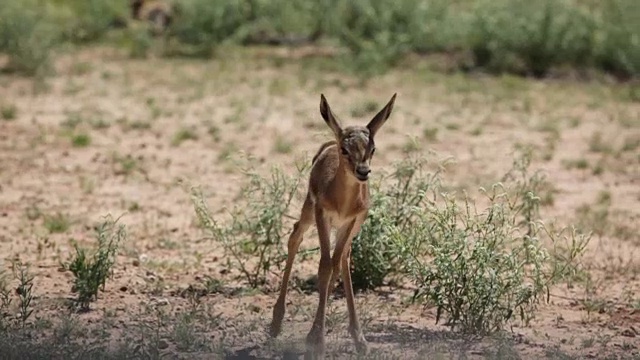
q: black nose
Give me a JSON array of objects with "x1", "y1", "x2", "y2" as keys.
[{"x1": 356, "y1": 168, "x2": 371, "y2": 180}]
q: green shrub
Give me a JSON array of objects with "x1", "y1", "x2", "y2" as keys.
[
  {"x1": 12, "y1": 262, "x2": 35, "y2": 327},
  {"x1": 239, "y1": 0, "x2": 323, "y2": 43},
  {"x1": 63, "y1": 216, "x2": 125, "y2": 310},
  {"x1": 327, "y1": 0, "x2": 421, "y2": 74},
  {"x1": 350, "y1": 157, "x2": 438, "y2": 291},
  {"x1": 394, "y1": 150, "x2": 590, "y2": 334},
  {"x1": 51, "y1": 0, "x2": 129, "y2": 43},
  {"x1": 595, "y1": 0, "x2": 640, "y2": 78},
  {"x1": 168, "y1": 0, "x2": 251, "y2": 57},
  {"x1": 191, "y1": 157, "x2": 309, "y2": 288},
  {"x1": 121, "y1": 24, "x2": 154, "y2": 59},
  {"x1": 0, "y1": 270, "x2": 12, "y2": 330},
  {"x1": 0, "y1": 0, "x2": 60, "y2": 76},
  {"x1": 469, "y1": 0, "x2": 597, "y2": 76}
]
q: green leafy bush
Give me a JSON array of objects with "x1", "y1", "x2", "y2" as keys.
[
  {"x1": 168, "y1": 0, "x2": 251, "y2": 57},
  {"x1": 469, "y1": 0, "x2": 597, "y2": 76},
  {"x1": 0, "y1": 0, "x2": 60, "y2": 76},
  {"x1": 350, "y1": 157, "x2": 438, "y2": 291},
  {"x1": 594, "y1": 0, "x2": 640, "y2": 78},
  {"x1": 64, "y1": 216, "x2": 126, "y2": 310},
  {"x1": 51, "y1": 0, "x2": 129, "y2": 43},
  {"x1": 191, "y1": 157, "x2": 309, "y2": 288},
  {"x1": 394, "y1": 151, "x2": 590, "y2": 334}
]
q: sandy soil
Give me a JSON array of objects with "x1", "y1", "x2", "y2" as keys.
[{"x1": 0, "y1": 45, "x2": 639, "y2": 359}]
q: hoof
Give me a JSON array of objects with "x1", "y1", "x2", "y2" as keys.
[
  {"x1": 355, "y1": 339, "x2": 369, "y2": 355},
  {"x1": 268, "y1": 320, "x2": 281, "y2": 338}
]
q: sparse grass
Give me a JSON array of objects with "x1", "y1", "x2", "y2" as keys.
[
  {"x1": 63, "y1": 215, "x2": 126, "y2": 310},
  {"x1": 273, "y1": 135, "x2": 293, "y2": 154},
  {"x1": 563, "y1": 158, "x2": 589, "y2": 170},
  {"x1": 1, "y1": 104, "x2": 17, "y2": 121},
  {"x1": 61, "y1": 113, "x2": 84, "y2": 130},
  {"x1": 575, "y1": 190, "x2": 612, "y2": 237},
  {"x1": 422, "y1": 126, "x2": 439, "y2": 141},
  {"x1": 71, "y1": 133, "x2": 91, "y2": 147},
  {"x1": 621, "y1": 134, "x2": 640, "y2": 152},
  {"x1": 402, "y1": 137, "x2": 421, "y2": 153},
  {"x1": 0, "y1": 271, "x2": 11, "y2": 329},
  {"x1": 112, "y1": 153, "x2": 142, "y2": 177},
  {"x1": 588, "y1": 131, "x2": 612, "y2": 154},
  {"x1": 44, "y1": 212, "x2": 71, "y2": 233},
  {"x1": 172, "y1": 128, "x2": 199, "y2": 146}
]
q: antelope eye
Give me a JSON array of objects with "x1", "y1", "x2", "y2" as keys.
[
  {"x1": 341, "y1": 146, "x2": 349, "y2": 155},
  {"x1": 371, "y1": 147, "x2": 376, "y2": 156}
]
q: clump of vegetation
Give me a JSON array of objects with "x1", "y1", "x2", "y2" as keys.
[
  {"x1": 63, "y1": 216, "x2": 126, "y2": 310},
  {"x1": 166, "y1": 0, "x2": 250, "y2": 58},
  {"x1": 190, "y1": 146, "x2": 589, "y2": 335},
  {"x1": 1, "y1": 0, "x2": 638, "y2": 79},
  {"x1": 388, "y1": 150, "x2": 590, "y2": 334},
  {"x1": 52, "y1": 0, "x2": 129, "y2": 44},
  {"x1": 1, "y1": 104, "x2": 17, "y2": 121},
  {"x1": 0, "y1": 0, "x2": 60, "y2": 76},
  {"x1": 191, "y1": 156, "x2": 309, "y2": 288},
  {"x1": 12, "y1": 262, "x2": 35, "y2": 327},
  {"x1": 171, "y1": 128, "x2": 199, "y2": 146},
  {"x1": 0, "y1": 271, "x2": 12, "y2": 330},
  {"x1": 71, "y1": 133, "x2": 91, "y2": 148},
  {"x1": 469, "y1": 0, "x2": 596, "y2": 77},
  {"x1": 44, "y1": 212, "x2": 71, "y2": 234},
  {"x1": 350, "y1": 157, "x2": 439, "y2": 291}
]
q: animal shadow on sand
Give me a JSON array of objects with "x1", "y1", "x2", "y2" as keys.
[{"x1": 223, "y1": 323, "x2": 486, "y2": 359}]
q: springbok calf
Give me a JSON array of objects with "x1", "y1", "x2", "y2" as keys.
[
  {"x1": 130, "y1": 0, "x2": 173, "y2": 35},
  {"x1": 270, "y1": 94, "x2": 397, "y2": 359}
]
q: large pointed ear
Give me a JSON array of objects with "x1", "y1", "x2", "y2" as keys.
[
  {"x1": 366, "y1": 93, "x2": 397, "y2": 137},
  {"x1": 320, "y1": 94, "x2": 343, "y2": 138}
]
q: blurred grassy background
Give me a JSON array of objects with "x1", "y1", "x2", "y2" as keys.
[{"x1": 0, "y1": 0, "x2": 638, "y2": 79}]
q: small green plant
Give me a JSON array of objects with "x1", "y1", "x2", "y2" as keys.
[
  {"x1": 1, "y1": 104, "x2": 17, "y2": 121},
  {"x1": 273, "y1": 135, "x2": 293, "y2": 154},
  {"x1": 422, "y1": 127, "x2": 439, "y2": 141},
  {"x1": 44, "y1": 212, "x2": 71, "y2": 233},
  {"x1": 191, "y1": 156, "x2": 309, "y2": 288},
  {"x1": 0, "y1": 271, "x2": 12, "y2": 329},
  {"x1": 12, "y1": 262, "x2": 34, "y2": 328},
  {"x1": 575, "y1": 190, "x2": 612, "y2": 237},
  {"x1": 172, "y1": 128, "x2": 199, "y2": 146},
  {"x1": 71, "y1": 133, "x2": 91, "y2": 147},
  {"x1": 587, "y1": 131, "x2": 612, "y2": 154},
  {"x1": 63, "y1": 216, "x2": 126, "y2": 310},
  {"x1": 112, "y1": 153, "x2": 140, "y2": 176}
]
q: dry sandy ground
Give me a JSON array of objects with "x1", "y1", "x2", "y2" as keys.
[{"x1": 0, "y1": 45, "x2": 639, "y2": 359}]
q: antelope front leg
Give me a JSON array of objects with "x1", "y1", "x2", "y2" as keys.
[
  {"x1": 341, "y1": 248, "x2": 368, "y2": 354},
  {"x1": 342, "y1": 216, "x2": 368, "y2": 354},
  {"x1": 270, "y1": 196, "x2": 314, "y2": 338},
  {"x1": 305, "y1": 207, "x2": 332, "y2": 360}
]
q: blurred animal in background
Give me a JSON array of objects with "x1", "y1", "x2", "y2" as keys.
[{"x1": 130, "y1": 0, "x2": 174, "y2": 36}]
